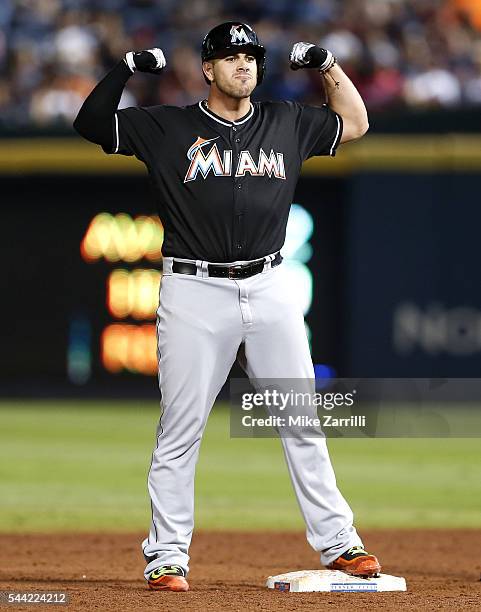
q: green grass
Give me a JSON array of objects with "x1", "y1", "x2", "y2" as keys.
[{"x1": 0, "y1": 401, "x2": 480, "y2": 532}]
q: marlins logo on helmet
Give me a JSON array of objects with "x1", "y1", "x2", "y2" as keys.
[
  {"x1": 230, "y1": 24, "x2": 251, "y2": 44},
  {"x1": 201, "y1": 21, "x2": 266, "y2": 84}
]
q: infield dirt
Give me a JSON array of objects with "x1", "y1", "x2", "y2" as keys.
[{"x1": 0, "y1": 530, "x2": 480, "y2": 611}]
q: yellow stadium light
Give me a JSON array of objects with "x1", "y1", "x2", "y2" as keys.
[
  {"x1": 107, "y1": 268, "x2": 161, "y2": 320},
  {"x1": 81, "y1": 213, "x2": 164, "y2": 263},
  {"x1": 101, "y1": 323, "x2": 157, "y2": 375}
]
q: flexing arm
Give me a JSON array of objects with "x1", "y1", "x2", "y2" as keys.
[
  {"x1": 73, "y1": 60, "x2": 132, "y2": 150},
  {"x1": 290, "y1": 43, "x2": 369, "y2": 144},
  {"x1": 73, "y1": 48, "x2": 166, "y2": 151},
  {"x1": 321, "y1": 64, "x2": 369, "y2": 143}
]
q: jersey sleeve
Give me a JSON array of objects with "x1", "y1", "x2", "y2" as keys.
[
  {"x1": 104, "y1": 106, "x2": 166, "y2": 161},
  {"x1": 294, "y1": 102, "x2": 343, "y2": 161}
]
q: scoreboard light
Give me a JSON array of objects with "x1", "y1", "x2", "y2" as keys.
[
  {"x1": 284, "y1": 204, "x2": 314, "y2": 316},
  {"x1": 67, "y1": 314, "x2": 92, "y2": 385},
  {"x1": 283, "y1": 204, "x2": 314, "y2": 263},
  {"x1": 101, "y1": 323, "x2": 157, "y2": 374},
  {"x1": 81, "y1": 213, "x2": 163, "y2": 263},
  {"x1": 107, "y1": 268, "x2": 161, "y2": 320},
  {"x1": 284, "y1": 260, "x2": 313, "y2": 316}
]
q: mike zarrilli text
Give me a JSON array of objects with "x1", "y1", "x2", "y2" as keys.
[{"x1": 241, "y1": 414, "x2": 366, "y2": 428}]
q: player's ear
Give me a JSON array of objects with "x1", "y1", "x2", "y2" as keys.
[{"x1": 202, "y1": 60, "x2": 214, "y2": 84}]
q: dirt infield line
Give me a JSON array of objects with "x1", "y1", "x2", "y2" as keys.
[{"x1": 0, "y1": 530, "x2": 480, "y2": 611}]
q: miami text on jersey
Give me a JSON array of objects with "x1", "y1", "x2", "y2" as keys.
[{"x1": 184, "y1": 136, "x2": 286, "y2": 183}]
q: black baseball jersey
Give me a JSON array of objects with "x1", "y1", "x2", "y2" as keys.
[{"x1": 109, "y1": 100, "x2": 342, "y2": 262}]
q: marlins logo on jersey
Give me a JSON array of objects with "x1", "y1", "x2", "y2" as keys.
[{"x1": 184, "y1": 136, "x2": 286, "y2": 183}]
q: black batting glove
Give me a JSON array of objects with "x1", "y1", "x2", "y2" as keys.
[
  {"x1": 124, "y1": 48, "x2": 166, "y2": 74},
  {"x1": 289, "y1": 42, "x2": 334, "y2": 71}
]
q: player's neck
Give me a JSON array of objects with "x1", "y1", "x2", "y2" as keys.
[{"x1": 205, "y1": 89, "x2": 251, "y2": 122}]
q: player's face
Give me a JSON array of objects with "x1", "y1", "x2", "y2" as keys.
[{"x1": 207, "y1": 52, "x2": 257, "y2": 98}]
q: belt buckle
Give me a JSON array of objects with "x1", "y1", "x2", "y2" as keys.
[{"x1": 228, "y1": 265, "x2": 243, "y2": 279}]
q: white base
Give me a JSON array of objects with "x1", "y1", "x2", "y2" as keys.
[{"x1": 266, "y1": 570, "x2": 407, "y2": 593}]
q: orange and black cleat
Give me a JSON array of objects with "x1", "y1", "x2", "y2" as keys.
[
  {"x1": 328, "y1": 546, "x2": 381, "y2": 578},
  {"x1": 147, "y1": 565, "x2": 189, "y2": 591}
]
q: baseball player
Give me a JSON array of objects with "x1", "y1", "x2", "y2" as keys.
[{"x1": 74, "y1": 22, "x2": 381, "y2": 592}]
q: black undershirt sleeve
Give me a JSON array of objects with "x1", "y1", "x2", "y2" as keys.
[{"x1": 73, "y1": 60, "x2": 132, "y2": 151}]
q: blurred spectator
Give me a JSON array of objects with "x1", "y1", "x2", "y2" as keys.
[{"x1": 1, "y1": 0, "x2": 481, "y2": 130}]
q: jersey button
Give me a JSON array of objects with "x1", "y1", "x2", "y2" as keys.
[
  {"x1": 232, "y1": 126, "x2": 237, "y2": 132},
  {"x1": 237, "y1": 184, "x2": 242, "y2": 189},
  {"x1": 235, "y1": 138, "x2": 240, "y2": 143}
]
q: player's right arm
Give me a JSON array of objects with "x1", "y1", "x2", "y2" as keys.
[{"x1": 73, "y1": 49, "x2": 166, "y2": 152}]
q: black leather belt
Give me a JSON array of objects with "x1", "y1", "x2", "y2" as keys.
[{"x1": 172, "y1": 252, "x2": 282, "y2": 280}]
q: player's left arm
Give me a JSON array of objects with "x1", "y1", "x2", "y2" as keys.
[
  {"x1": 320, "y1": 63, "x2": 369, "y2": 143},
  {"x1": 290, "y1": 43, "x2": 369, "y2": 144}
]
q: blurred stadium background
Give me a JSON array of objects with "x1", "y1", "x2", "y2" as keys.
[
  {"x1": 1, "y1": 0, "x2": 480, "y2": 532},
  {"x1": 3, "y1": 0, "x2": 481, "y2": 128}
]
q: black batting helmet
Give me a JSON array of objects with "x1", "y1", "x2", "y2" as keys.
[{"x1": 201, "y1": 22, "x2": 266, "y2": 85}]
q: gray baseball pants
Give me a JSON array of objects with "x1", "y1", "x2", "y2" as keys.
[{"x1": 142, "y1": 255, "x2": 362, "y2": 577}]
